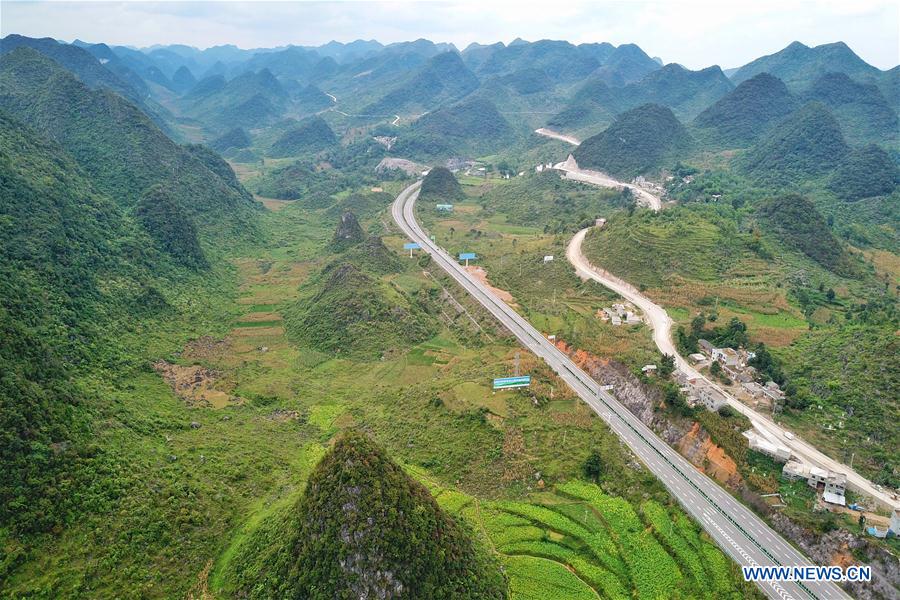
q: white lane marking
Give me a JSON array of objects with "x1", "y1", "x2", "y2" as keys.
[{"x1": 702, "y1": 513, "x2": 794, "y2": 600}]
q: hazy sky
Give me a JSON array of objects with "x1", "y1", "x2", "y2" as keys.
[{"x1": 3, "y1": 0, "x2": 899, "y2": 70}]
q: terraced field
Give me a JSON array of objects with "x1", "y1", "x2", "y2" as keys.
[{"x1": 420, "y1": 476, "x2": 749, "y2": 599}]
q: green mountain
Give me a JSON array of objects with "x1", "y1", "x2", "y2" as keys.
[
  {"x1": 180, "y1": 68, "x2": 289, "y2": 129},
  {"x1": 269, "y1": 115, "x2": 338, "y2": 157},
  {"x1": 694, "y1": 73, "x2": 798, "y2": 145},
  {"x1": 1, "y1": 35, "x2": 145, "y2": 104},
  {"x1": 494, "y1": 67, "x2": 554, "y2": 94},
  {"x1": 829, "y1": 144, "x2": 899, "y2": 201},
  {"x1": 804, "y1": 72, "x2": 898, "y2": 146},
  {"x1": 253, "y1": 160, "x2": 348, "y2": 200},
  {"x1": 737, "y1": 102, "x2": 849, "y2": 183},
  {"x1": 420, "y1": 166, "x2": 463, "y2": 201},
  {"x1": 591, "y1": 43, "x2": 660, "y2": 86},
  {"x1": 731, "y1": 41, "x2": 884, "y2": 91},
  {"x1": 396, "y1": 97, "x2": 514, "y2": 157},
  {"x1": 0, "y1": 111, "x2": 177, "y2": 534},
  {"x1": 365, "y1": 51, "x2": 480, "y2": 114},
  {"x1": 240, "y1": 46, "x2": 337, "y2": 82},
  {"x1": 622, "y1": 64, "x2": 733, "y2": 119},
  {"x1": 472, "y1": 39, "x2": 602, "y2": 84},
  {"x1": 330, "y1": 211, "x2": 365, "y2": 251},
  {"x1": 549, "y1": 64, "x2": 731, "y2": 134},
  {"x1": 134, "y1": 184, "x2": 207, "y2": 268},
  {"x1": 547, "y1": 78, "x2": 619, "y2": 131},
  {"x1": 756, "y1": 194, "x2": 855, "y2": 275},
  {"x1": 0, "y1": 35, "x2": 172, "y2": 130},
  {"x1": 285, "y1": 263, "x2": 436, "y2": 358},
  {"x1": 0, "y1": 48, "x2": 260, "y2": 239},
  {"x1": 209, "y1": 126, "x2": 251, "y2": 152},
  {"x1": 225, "y1": 431, "x2": 507, "y2": 599},
  {"x1": 573, "y1": 103, "x2": 690, "y2": 177},
  {"x1": 293, "y1": 83, "x2": 334, "y2": 113},
  {"x1": 170, "y1": 64, "x2": 196, "y2": 93}
]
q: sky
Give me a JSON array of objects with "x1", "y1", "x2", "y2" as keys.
[{"x1": 2, "y1": 0, "x2": 899, "y2": 70}]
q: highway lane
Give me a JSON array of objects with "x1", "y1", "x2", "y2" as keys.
[{"x1": 392, "y1": 180, "x2": 852, "y2": 600}]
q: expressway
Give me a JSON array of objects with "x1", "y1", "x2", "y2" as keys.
[{"x1": 392, "y1": 180, "x2": 852, "y2": 600}]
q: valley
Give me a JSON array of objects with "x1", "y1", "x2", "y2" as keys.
[{"x1": 1, "y1": 20, "x2": 898, "y2": 600}]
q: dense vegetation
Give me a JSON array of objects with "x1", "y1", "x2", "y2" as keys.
[
  {"x1": 737, "y1": 102, "x2": 849, "y2": 183},
  {"x1": 396, "y1": 97, "x2": 514, "y2": 157},
  {"x1": 285, "y1": 262, "x2": 436, "y2": 358},
  {"x1": 269, "y1": 115, "x2": 337, "y2": 157},
  {"x1": 730, "y1": 41, "x2": 886, "y2": 91},
  {"x1": 694, "y1": 73, "x2": 798, "y2": 145},
  {"x1": 755, "y1": 194, "x2": 856, "y2": 275},
  {"x1": 805, "y1": 72, "x2": 898, "y2": 146},
  {"x1": 134, "y1": 185, "x2": 208, "y2": 268},
  {"x1": 479, "y1": 170, "x2": 629, "y2": 233},
  {"x1": 573, "y1": 103, "x2": 690, "y2": 177},
  {"x1": 226, "y1": 431, "x2": 507, "y2": 599},
  {"x1": 254, "y1": 160, "x2": 352, "y2": 201},
  {"x1": 0, "y1": 48, "x2": 260, "y2": 239},
  {"x1": 366, "y1": 51, "x2": 480, "y2": 114},
  {"x1": 0, "y1": 112, "x2": 173, "y2": 535},
  {"x1": 178, "y1": 68, "x2": 289, "y2": 128},
  {"x1": 828, "y1": 144, "x2": 899, "y2": 201},
  {"x1": 209, "y1": 126, "x2": 251, "y2": 152},
  {"x1": 779, "y1": 324, "x2": 899, "y2": 487},
  {"x1": 419, "y1": 166, "x2": 463, "y2": 201},
  {"x1": 550, "y1": 64, "x2": 733, "y2": 132},
  {"x1": 582, "y1": 204, "x2": 748, "y2": 287}
]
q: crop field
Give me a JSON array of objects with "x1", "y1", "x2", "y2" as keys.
[{"x1": 422, "y1": 478, "x2": 752, "y2": 600}]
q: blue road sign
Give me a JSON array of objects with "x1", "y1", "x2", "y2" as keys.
[
  {"x1": 493, "y1": 376, "x2": 531, "y2": 390},
  {"x1": 459, "y1": 252, "x2": 477, "y2": 261},
  {"x1": 403, "y1": 242, "x2": 421, "y2": 250}
]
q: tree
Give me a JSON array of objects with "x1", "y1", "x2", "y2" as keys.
[
  {"x1": 710, "y1": 360, "x2": 722, "y2": 376},
  {"x1": 718, "y1": 405, "x2": 737, "y2": 418},
  {"x1": 826, "y1": 288, "x2": 836, "y2": 302},
  {"x1": 582, "y1": 451, "x2": 603, "y2": 482},
  {"x1": 690, "y1": 313, "x2": 706, "y2": 337},
  {"x1": 659, "y1": 354, "x2": 676, "y2": 378}
]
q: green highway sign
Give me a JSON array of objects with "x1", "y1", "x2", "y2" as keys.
[{"x1": 493, "y1": 376, "x2": 531, "y2": 390}]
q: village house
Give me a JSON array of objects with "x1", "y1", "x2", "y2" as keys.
[
  {"x1": 695, "y1": 386, "x2": 728, "y2": 411},
  {"x1": 712, "y1": 347, "x2": 741, "y2": 368},
  {"x1": 783, "y1": 461, "x2": 847, "y2": 505},
  {"x1": 698, "y1": 339, "x2": 714, "y2": 355},
  {"x1": 744, "y1": 431, "x2": 791, "y2": 462}
]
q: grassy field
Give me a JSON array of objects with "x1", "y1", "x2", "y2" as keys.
[{"x1": 415, "y1": 176, "x2": 660, "y2": 367}]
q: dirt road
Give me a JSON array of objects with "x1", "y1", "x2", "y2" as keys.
[
  {"x1": 534, "y1": 128, "x2": 662, "y2": 211},
  {"x1": 534, "y1": 127, "x2": 580, "y2": 146},
  {"x1": 567, "y1": 227, "x2": 899, "y2": 511}
]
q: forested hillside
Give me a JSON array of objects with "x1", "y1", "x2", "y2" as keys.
[
  {"x1": 573, "y1": 103, "x2": 690, "y2": 177},
  {"x1": 224, "y1": 431, "x2": 507, "y2": 599},
  {"x1": 694, "y1": 73, "x2": 798, "y2": 145},
  {"x1": 0, "y1": 48, "x2": 260, "y2": 240},
  {"x1": 0, "y1": 112, "x2": 177, "y2": 535}
]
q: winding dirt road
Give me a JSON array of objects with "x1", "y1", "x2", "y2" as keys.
[
  {"x1": 568, "y1": 227, "x2": 899, "y2": 511},
  {"x1": 534, "y1": 128, "x2": 662, "y2": 211}
]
